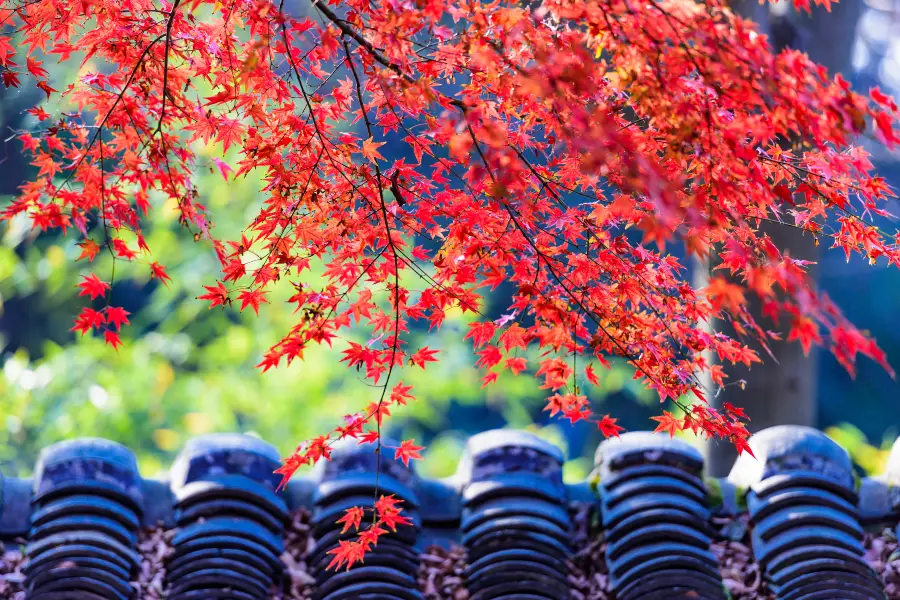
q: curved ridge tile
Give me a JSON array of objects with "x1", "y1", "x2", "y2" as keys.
[
  {"x1": 33, "y1": 438, "x2": 143, "y2": 510},
  {"x1": 167, "y1": 433, "x2": 286, "y2": 600},
  {"x1": 728, "y1": 425, "x2": 856, "y2": 493},
  {"x1": 170, "y1": 433, "x2": 283, "y2": 493},
  {"x1": 728, "y1": 425, "x2": 885, "y2": 600},
  {"x1": 457, "y1": 429, "x2": 572, "y2": 599},
  {"x1": 594, "y1": 431, "x2": 703, "y2": 478},
  {"x1": 26, "y1": 438, "x2": 142, "y2": 599},
  {"x1": 313, "y1": 435, "x2": 418, "y2": 488},
  {"x1": 856, "y1": 475, "x2": 892, "y2": 526},
  {"x1": 309, "y1": 437, "x2": 423, "y2": 600},
  {"x1": 593, "y1": 432, "x2": 726, "y2": 600}
]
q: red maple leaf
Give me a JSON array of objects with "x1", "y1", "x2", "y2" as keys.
[
  {"x1": 651, "y1": 411, "x2": 681, "y2": 439},
  {"x1": 0, "y1": 37, "x2": 14, "y2": 66},
  {"x1": 358, "y1": 430, "x2": 379, "y2": 444},
  {"x1": 150, "y1": 262, "x2": 171, "y2": 287},
  {"x1": 597, "y1": 414, "x2": 624, "y2": 439},
  {"x1": 35, "y1": 80, "x2": 56, "y2": 98},
  {"x1": 389, "y1": 382, "x2": 414, "y2": 405},
  {"x1": 358, "y1": 523, "x2": 387, "y2": 548},
  {"x1": 722, "y1": 402, "x2": 749, "y2": 421},
  {"x1": 198, "y1": 282, "x2": 228, "y2": 309},
  {"x1": 76, "y1": 239, "x2": 100, "y2": 262},
  {"x1": 787, "y1": 316, "x2": 822, "y2": 356},
  {"x1": 465, "y1": 322, "x2": 496, "y2": 348},
  {"x1": 336, "y1": 506, "x2": 364, "y2": 534},
  {"x1": 105, "y1": 306, "x2": 130, "y2": 331},
  {"x1": 77, "y1": 274, "x2": 110, "y2": 300},
  {"x1": 360, "y1": 137, "x2": 386, "y2": 163},
  {"x1": 498, "y1": 324, "x2": 528, "y2": 352},
  {"x1": 2, "y1": 69, "x2": 20, "y2": 88},
  {"x1": 238, "y1": 289, "x2": 267, "y2": 315},
  {"x1": 26, "y1": 106, "x2": 49, "y2": 121},
  {"x1": 505, "y1": 356, "x2": 527, "y2": 375},
  {"x1": 111, "y1": 238, "x2": 137, "y2": 260},
  {"x1": 733, "y1": 435, "x2": 756, "y2": 458},
  {"x1": 215, "y1": 117, "x2": 245, "y2": 152},
  {"x1": 26, "y1": 56, "x2": 48, "y2": 78},
  {"x1": 481, "y1": 371, "x2": 499, "y2": 387},
  {"x1": 474, "y1": 345, "x2": 502, "y2": 369},
  {"x1": 326, "y1": 540, "x2": 366, "y2": 571},
  {"x1": 394, "y1": 439, "x2": 424, "y2": 467},
  {"x1": 367, "y1": 401, "x2": 391, "y2": 426},
  {"x1": 409, "y1": 346, "x2": 438, "y2": 369},
  {"x1": 19, "y1": 133, "x2": 38, "y2": 153},
  {"x1": 374, "y1": 494, "x2": 402, "y2": 514},
  {"x1": 71, "y1": 307, "x2": 105, "y2": 336},
  {"x1": 378, "y1": 508, "x2": 410, "y2": 532},
  {"x1": 104, "y1": 330, "x2": 123, "y2": 351}
]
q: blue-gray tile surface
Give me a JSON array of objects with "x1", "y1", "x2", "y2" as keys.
[{"x1": 2, "y1": 425, "x2": 900, "y2": 599}]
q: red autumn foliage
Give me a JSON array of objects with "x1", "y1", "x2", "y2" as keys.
[
  {"x1": 2, "y1": 0, "x2": 898, "y2": 561},
  {"x1": 326, "y1": 495, "x2": 411, "y2": 570}
]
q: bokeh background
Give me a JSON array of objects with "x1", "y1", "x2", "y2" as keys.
[{"x1": 0, "y1": 0, "x2": 898, "y2": 482}]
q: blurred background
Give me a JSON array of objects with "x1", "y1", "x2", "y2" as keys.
[{"x1": 0, "y1": 0, "x2": 898, "y2": 483}]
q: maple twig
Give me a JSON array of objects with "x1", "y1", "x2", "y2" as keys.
[
  {"x1": 154, "y1": 0, "x2": 183, "y2": 138},
  {"x1": 311, "y1": 0, "x2": 466, "y2": 110},
  {"x1": 312, "y1": 1, "x2": 411, "y2": 83}
]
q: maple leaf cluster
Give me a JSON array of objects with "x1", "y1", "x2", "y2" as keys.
[
  {"x1": 72, "y1": 274, "x2": 130, "y2": 349},
  {"x1": 327, "y1": 494, "x2": 412, "y2": 571},
  {"x1": 2, "y1": 0, "x2": 899, "y2": 564},
  {"x1": 273, "y1": 382, "x2": 422, "y2": 482}
]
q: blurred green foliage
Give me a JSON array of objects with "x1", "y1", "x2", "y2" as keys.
[{"x1": 825, "y1": 423, "x2": 896, "y2": 476}]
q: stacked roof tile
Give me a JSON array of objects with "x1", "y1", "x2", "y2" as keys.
[{"x1": 2, "y1": 425, "x2": 900, "y2": 599}]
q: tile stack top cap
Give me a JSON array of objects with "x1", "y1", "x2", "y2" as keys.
[
  {"x1": 169, "y1": 432, "x2": 283, "y2": 493},
  {"x1": 33, "y1": 437, "x2": 142, "y2": 511},
  {"x1": 593, "y1": 431, "x2": 704, "y2": 476},
  {"x1": 727, "y1": 425, "x2": 855, "y2": 492},
  {"x1": 311, "y1": 436, "x2": 419, "y2": 506},
  {"x1": 455, "y1": 429, "x2": 565, "y2": 485},
  {"x1": 314, "y1": 436, "x2": 416, "y2": 482},
  {"x1": 465, "y1": 429, "x2": 566, "y2": 463}
]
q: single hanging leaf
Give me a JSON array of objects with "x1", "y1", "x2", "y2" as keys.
[
  {"x1": 77, "y1": 274, "x2": 110, "y2": 300},
  {"x1": 394, "y1": 439, "x2": 424, "y2": 467}
]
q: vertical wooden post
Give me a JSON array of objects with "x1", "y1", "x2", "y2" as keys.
[{"x1": 702, "y1": 0, "x2": 863, "y2": 476}]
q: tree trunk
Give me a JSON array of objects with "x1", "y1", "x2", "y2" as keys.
[{"x1": 701, "y1": 0, "x2": 863, "y2": 476}]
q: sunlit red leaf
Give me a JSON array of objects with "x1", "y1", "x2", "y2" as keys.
[
  {"x1": 597, "y1": 414, "x2": 624, "y2": 438},
  {"x1": 651, "y1": 411, "x2": 681, "y2": 439},
  {"x1": 77, "y1": 274, "x2": 110, "y2": 300},
  {"x1": 394, "y1": 439, "x2": 424, "y2": 467},
  {"x1": 198, "y1": 282, "x2": 228, "y2": 309},
  {"x1": 105, "y1": 306, "x2": 130, "y2": 331}
]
